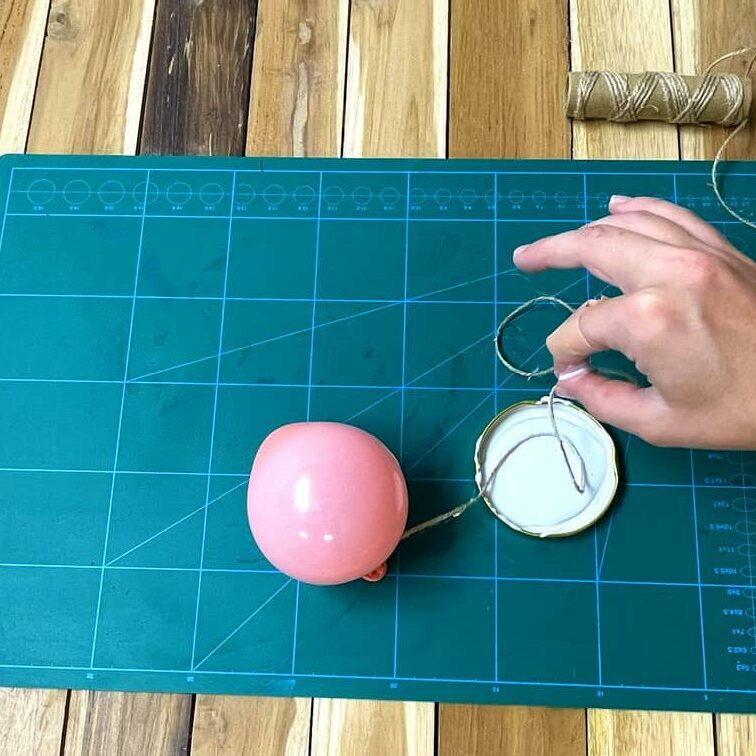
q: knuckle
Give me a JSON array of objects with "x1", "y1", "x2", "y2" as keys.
[
  {"x1": 580, "y1": 223, "x2": 613, "y2": 243},
  {"x1": 629, "y1": 290, "x2": 677, "y2": 343},
  {"x1": 679, "y1": 250, "x2": 725, "y2": 288},
  {"x1": 630, "y1": 290, "x2": 670, "y2": 322}
]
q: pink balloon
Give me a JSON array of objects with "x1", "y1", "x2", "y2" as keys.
[{"x1": 247, "y1": 422, "x2": 408, "y2": 585}]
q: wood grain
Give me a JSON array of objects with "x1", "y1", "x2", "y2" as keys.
[
  {"x1": 444, "y1": 1, "x2": 583, "y2": 752},
  {"x1": 27, "y1": 0, "x2": 155, "y2": 153},
  {"x1": 672, "y1": 0, "x2": 756, "y2": 159},
  {"x1": 141, "y1": 0, "x2": 256, "y2": 155},
  {"x1": 570, "y1": 0, "x2": 678, "y2": 159},
  {"x1": 0, "y1": 0, "x2": 49, "y2": 153},
  {"x1": 0, "y1": 687, "x2": 67, "y2": 756},
  {"x1": 246, "y1": 0, "x2": 348, "y2": 156},
  {"x1": 588, "y1": 709, "x2": 714, "y2": 756},
  {"x1": 343, "y1": 0, "x2": 448, "y2": 157},
  {"x1": 449, "y1": 0, "x2": 569, "y2": 157},
  {"x1": 63, "y1": 691, "x2": 191, "y2": 756},
  {"x1": 572, "y1": 1, "x2": 715, "y2": 751},
  {"x1": 438, "y1": 705, "x2": 585, "y2": 756},
  {"x1": 189, "y1": 1, "x2": 347, "y2": 751},
  {"x1": 310, "y1": 1, "x2": 445, "y2": 751},
  {"x1": 673, "y1": 1, "x2": 756, "y2": 749},
  {"x1": 311, "y1": 698, "x2": 434, "y2": 756},
  {"x1": 573, "y1": 0, "x2": 710, "y2": 747},
  {"x1": 716, "y1": 714, "x2": 756, "y2": 756},
  {"x1": 192, "y1": 696, "x2": 310, "y2": 756}
]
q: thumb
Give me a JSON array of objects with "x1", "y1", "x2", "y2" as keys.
[{"x1": 557, "y1": 370, "x2": 662, "y2": 441}]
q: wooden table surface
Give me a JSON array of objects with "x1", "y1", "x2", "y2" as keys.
[{"x1": 1, "y1": 1, "x2": 755, "y2": 754}]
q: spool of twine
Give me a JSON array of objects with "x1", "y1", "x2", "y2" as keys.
[
  {"x1": 565, "y1": 48, "x2": 756, "y2": 230},
  {"x1": 564, "y1": 71, "x2": 751, "y2": 125}
]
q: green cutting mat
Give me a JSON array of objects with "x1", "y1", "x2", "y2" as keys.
[{"x1": 1, "y1": 154, "x2": 755, "y2": 713}]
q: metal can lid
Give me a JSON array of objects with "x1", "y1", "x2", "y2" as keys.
[{"x1": 474, "y1": 397, "x2": 619, "y2": 538}]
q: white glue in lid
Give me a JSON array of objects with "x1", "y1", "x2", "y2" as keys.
[{"x1": 474, "y1": 397, "x2": 619, "y2": 537}]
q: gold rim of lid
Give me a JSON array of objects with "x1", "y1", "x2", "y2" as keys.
[{"x1": 473, "y1": 397, "x2": 619, "y2": 538}]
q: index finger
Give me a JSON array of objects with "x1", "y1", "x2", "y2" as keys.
[{"x1": 514, "y1": 223, "x2": 678, "y2": 292}]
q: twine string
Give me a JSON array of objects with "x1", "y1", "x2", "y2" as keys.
[
  {"x1": 709, "y1": 47, "x2": 756, "y2": 231},
  {"x1": 572, "y1": 47, "x2": 756, "y2": 230},
  {"x1": 402, "y1": 297, "x2": 588, "y2": 541},
  {"x1": 403, "y1": 47, "x2": 756, "y2": 540},
  {"x1": 573, "y1": 69, "x2": 747, "y2": 125}
]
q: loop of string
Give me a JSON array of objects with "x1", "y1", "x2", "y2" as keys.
[
  {"x1": 402, "y1": 47, "x2": 756, "y2": 541},
  {"x1": 402, "y1": 297, "x2": 587, "y2": 541},
  {"x1": 709, "y1": 47, "x2": 756, "y2": 231}
]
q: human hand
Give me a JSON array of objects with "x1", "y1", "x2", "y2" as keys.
[{"x1": 513, "y1": 196, "x2": 756, "y2": 449}]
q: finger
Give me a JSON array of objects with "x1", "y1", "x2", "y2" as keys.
[
  {"x1": 556, "y1": 370, "x2": 664, "y2": 440},
  {"x1": 514, "y1": 223, "x2": 679, "y2": 292},
  {"x1": 591, "y1": 210, "x2": 709, "y2": 251},
  {"x1": 546, "y1": 296, "x2": 632, "y2": 375},
  {"x1": 609, "y1": 195, "x2": 734, "y2": 254}
]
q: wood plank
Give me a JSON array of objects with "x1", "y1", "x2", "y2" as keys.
[
  {"x1": 716, "y1": 714, "x2": 756, "y2": 756},
  {"x1": 27, "y1": 0, "x2": 155, "y2": 154},
  {"x1": 444, "y1": 1, "x2": 583, "y2": 752},
  {"x1": 311, "y1": 699, "x2": 434, "y2": 756},
  {"x1": 0, "y1": 688, "x2": 67, "y2": 756},
  {"x1": 343, "y1": 0, "x2": 448, "y2": 157},
  {"x1": 140, "y1": 0, "x2": 257, "y2": 156},
  {"x1": 193, "y1": 696, "x2": 310, "y2": 756},
  {"x1": 0, "y1": 0, "x2": 49, "y2": 153},
  {"x1": 570, "y1": 0, "x2": 678, "y2": 159},
  {"x1": 673, "y1": 2, "x2": 756, "y2": 745},
  {"x1": 310, "y1": 1, "x2": 444, "y2": 751},
  {"x1": 672, "y1": 0, "x2": 756, "y2": 160},
  {"x1": 573, "y1": 1, "x2": 709, "y2": 749},
  {"x1": 438, "y1": 705, "x2": 585, "y2": 756},
  {"x1": 246, "y1": 0, "x2": 348, "y2": 156},
  {"x1": 449, "y1": 0, "x2": 569, "y2": 157},
  {"x1": 63, "y1": 691, "x2": 191, "y2": 756},
  {"x1": 588, "y1": 710, "x2": 714, "y2": 756},
  {"x1": 190, "y1": 1, "x2": 347, "y2": 751}
]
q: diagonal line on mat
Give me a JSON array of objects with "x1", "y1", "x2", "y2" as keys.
[
  {"x1": 411, "y1": 266, "x2": 518, "y2": 301},
  {"x1": 345, "y1": 329, "x2": 494, "y2": 423},
  {"x1": 546, "y1": 275, "x2": 591, "y2": 300},
  {"x1": 598, "y1": 433, "x2": 632, "y2": 576},
  {"x1": 498, "y1": 342, "x2": 547, "y2": 388},
  {"x1": 128, "y1": 301, "x2": 400, "y2": 383},
  {"x1": 405, "y1": 392, "x2": 494, "y2": 473},
  {"x1": 404, "y1": 340, "x2": 550, "y2": 474},
  {"x1": 127, "y1": 268, "x2": 523, "y2": 384},
  {"x1": 345, "y1": 390, "x2": 400, "y2": 424},
  {"x1": 598, "y1": 506, "x2": 615, "y2": 578},
  {"x1": 105, "y1": 479, "x2": 248, "y2": 566},
  {"x1": 193, "y1": 578, "x2": 293, "y2": 670},
  {"x1": 346, "y1": 275, "x2": 581, "y2": 424}
]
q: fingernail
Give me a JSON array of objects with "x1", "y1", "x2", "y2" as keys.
[
  {"x1": 609, "y1": 194, "x2": 631, "y2": 208},
  {"x1": 555, "y1": 363, "x2": 590, "y2": 381},
  {"x1": 512, "y1": 245, "x2": 528, "y2": 261}
]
